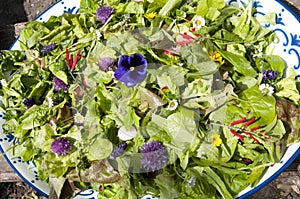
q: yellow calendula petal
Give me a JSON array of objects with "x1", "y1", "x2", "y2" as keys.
[
  {"x1": 209, "y1": 51, "x2": 224, "y2": 64},
  {"x1": 212, "y1": 134, "x2": 222, "y2": 147},
  {"x1": 144, "y1": 12, "x2": 157, "y2": 19}
]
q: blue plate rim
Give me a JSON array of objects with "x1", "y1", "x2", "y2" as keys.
[{"x1": 2, "y1": 0, "x2": 300, "y2": 198}]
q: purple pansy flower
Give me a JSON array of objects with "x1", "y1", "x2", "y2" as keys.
[
  {"x1": 96, "y1": 6, "x2": 114, "y2": 23},
  {"x1": 23, "y1": 98, "x2": 35, "y2": 107},
  {"x1": 53, "y1": 77, "x2": 69, "y2": 91},
  {"x1": 110, "y1": 142, "x2": 127, "y2": 159},
  {"x1": 262, "y1": 69, "x2": 278, "y2": 81},
  {"x1": 140, "y1": 140, "x2": 168, "y2": 172},
  {"x1": 41, "y1": 43, "x2": 56, "y2": 53},
  {"x1": 51, "y1": 137, "x2": 72, "y2": 156},
  {"x1": 114, "y1": 53, "x2": 148, "y2": 88}
]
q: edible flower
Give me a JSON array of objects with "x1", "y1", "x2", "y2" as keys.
[
  {"x1": 53, "y1": 77, "x2": 69, "y2": 91},
  {"x1": 166, "y1": 99, "x2": 178, "y2": 111},
  {"x1": 211, "y1": 134, "x2": 222, "y2": 147},
  {"x1": 192, "y1": 16, "x2": 206, "y2": 30},
  {"x1": 47, "y1": 97, "x2": 54, "y2": 108},
  {"x1": 74, "y1": 112, "x2": 85, "y2": 124},
  {"x1": 40, "y1": 43, "x2": 56, "y2": 53},
  {"x1": 186, "y1": 175, "x2": 196, "y2": 188},
  {"x1": 23, "y1": 98, "x2": 35, "y2": 108},
  {"x1": 114, "y1": 53, "x2": 148, "y2": 88},
  {"x1": 259, "y1": 83, "x2": 274, "y2": 96},
  {"x1": 96, "y1": 6, "x2": 114, "y2": 23},
  {"x1": 50, "y1": 118, "x2": 57, "y2": 130},
  {"x1": 262, "y1": 69, "x2": 278, "y2": 81},
  {"x1": 144, "y1": 12, "x2": 157, "y2": 19},
  {"x1": 110, "y1": 142, "x2": 127, "y2": 159},
  {"x1": 140, "y1": 140, "x2": 168, "y2": 172},
  {"x1": 209, "y1": 51, "x2": 224, "y2": 64},
  {"x1": 51, "y1": 137, "x2": 72, "y2": 156}
]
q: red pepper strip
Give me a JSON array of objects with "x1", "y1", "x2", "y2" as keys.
[
  {"x1": 175, "y1": 40, "x2": 194, "y2": 46},
  {"x1": 66, "y1": 49, "x2": 69, "y2": 61},
  {"x1": 230, "y1": 129, "x2": 244, "y2": 141},
  {"x1": 68, "y1": 54, "x2": 73, "y2": 68},
  {"x1": 163, "y1": 49, "x2": 179, "y2": 56},
  {"x1": 189, "y1": 28, "x2": 196, "y2": 32},
  {"x1": 71, "y1": 50, "x2": 81, "y2": 70},
  {"x1": 230, "y1": 117, "x2": 247, "y2": 126},
  {"x1": 243, "y1": 117, "x2": 256, "y2": 128},
  {"x1": 242, "y1": 131, "x2": 259, "y2": 143},
  {"x1": 180, "y1": 33, "x2": 194, "y2": 40},
  {"x1": 250, "y1": 125, "x2": 261, "y2": 131}
]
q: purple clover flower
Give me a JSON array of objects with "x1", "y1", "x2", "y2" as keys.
[
  {"x1": 96, "y1": 6, "x2": 114, "y2": 23},
  {"x1": 41, "y1": 43, "x2": 56, "y2": 53},
  {"x1": 53, "y1": 77, "x2": 69, "y2": 91},
  {"x1": 110, "y1": 142, "x2": 127, "y2": 159},
  {"x1": 114, "y1": 53, "x2": 148, "y2": 88},
  {"x1": 98, "y1": 57, "x2": 114, "y2": 71},
  {"x1": 51, "y1": 137, "x2": 72, "y2": 156},
  {"x1": 262, "y1": 69, "x2": 278, "y2": 81},
  {"x1": 140, "y1": 140, "x2": 168, "y2": 172},
  {"x1": 23, "y1": 98, "x2": 35, "y2": 107}
]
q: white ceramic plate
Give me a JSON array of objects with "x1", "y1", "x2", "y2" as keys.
[{"x1": 1, "y1": 0, "x2": 300, "y2": 198}]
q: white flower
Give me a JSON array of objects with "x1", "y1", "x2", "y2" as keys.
[
  {"x1": 186, "y1": 175, "x2": 196, "y2": 188},
  {"x1": 259, "y1": 83, "x2": 274, "y2": 96},
  {"x1": 50, "y1": 118, "x2": 57, "y2": 130},
  {"x1": 192, "y1": 16, "x2": 206, "y2": 30},
  {"x1": 74, "y1": 112, "x2": 85, "y2": 124},
  {"x1": 0, "y1": 79, "x2": 7, "y2": 87},
  {"x1": 118, "y1": 126, "x2": 137, "y2": 141},
  {"x1": 166, "y1": 99, "x2": 178, "y2": 111},
  {"x1": 95, "y1": 30, "x2": 102, "y2": 40},
  {"x1": 47, "y1": 97, "x2": 54, "y2": 108}
]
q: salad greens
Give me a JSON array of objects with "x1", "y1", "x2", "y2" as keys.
[{"x1": 0, "y1": 0, "x2": 300, "y2": 198}]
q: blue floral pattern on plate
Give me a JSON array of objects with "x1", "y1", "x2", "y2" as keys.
[{"x1": 2, "y1": 0, "x2": 300, "y2": 198}]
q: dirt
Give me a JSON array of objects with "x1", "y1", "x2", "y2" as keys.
[
  {"x1": 0, "y1": 0, "x2": 300, "y2": 198},
  {"x1": 0, "y1": 0, "x2": 58, "y2": 50}
]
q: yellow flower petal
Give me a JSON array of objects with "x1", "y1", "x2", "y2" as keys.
[
  {"x1": 144, "y1": 12, "x2": 157, "y2": 19},
  {"x1": 209, "y1": 51, "x2": 224, "y2": 64},
  {"x1": 212, "y1": 134, "x2": 222, "y2": 147}
]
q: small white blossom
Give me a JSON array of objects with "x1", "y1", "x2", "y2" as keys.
[
  {"x1": 259, "y1": 83, "x2": 274, "y2": 96},
  {"x1": 47, "y1": 97, "x2": 54, "y2": 108},
  {"x1": 186, "y1": 175, "x2": 196, "y2": 188},
  {"x1": 50, "y1": 118, "x2": 57, "y2": 130},
  {"x1": 0, "y1": 79, "x2": 7, "y2": 87},
  {"x1": 95, "y1": 30, "x2": 102, "y2": 40},
  {"x1": 118, "y1": 126, "x2": 137, "y2": 141},
  {"x1": 192, "y1": 16, "x2": 206, "y2": 30},
  {"x1": 166, "y1": 99, "x2": 178, "y2": 111},
  {"x1": 74, "y1": 112, "x2": 85, "y2": 124}
]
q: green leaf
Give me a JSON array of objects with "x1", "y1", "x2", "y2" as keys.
[
  {"x1": 240, "y1": 85, "x2": 276, "y2": 125},
  {"x1": 203, "y1": 167, "x2": 234, "y2": 199},
  {"x1": 49, "y1": 60, "x2": 69, "y2": 84},
  {"x1": 181, "y1": 44, "x2": 218, "y2": 76},
  {"x1": 218, "y1": 49, "x2": 257, "y2": 77},
  {"x1": 196, "y1": 0, "x2": 226, "y2": 17},
  {"x1": 275, "y1": 69, "x2": 300, "y2": 104},
  {"x1": 88, "y1": 136, "x2": 113, "y2": 160}
]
